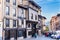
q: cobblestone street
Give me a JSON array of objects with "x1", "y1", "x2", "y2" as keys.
[{"x1": 24, "y1": 35, "x2": 60, "y2": 40}]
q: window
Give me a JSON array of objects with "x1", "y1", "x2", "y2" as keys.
[
  {"x1": 6, "y1": 6, "x2": 10, "y2": 15},
  {"x1": 28, "y1": 24, "x2": 30, "y2": 28},
  {"x1": 18, "y1": 31, "x2": 23, "y2": 37},
  {"x1": 12, "y1": 8, "x2": 16, "y2": 16},
  {"x1": 5, "y1": 30, "x2": 10, "y2": 40},
  {"x1": 22, "y1": 20, "x2": 24, "y2": 24},
  {"x1": 20, "y1": 0, "x2": 23, "y2": 4},
  {"x1": 31, "y1": 14, "x2": 33, "y2": 19},
  {"x1": 6, "y1": 18, "x2": 10, "y2": 27},
  {"x1": 35, "y1": 15, "x2": 37, "y2": 20},
  {"x1": 13, "y1": 20, "x2": 16, "y2": 27},
  {"x1": 6, "y1": 0, "x2": 10, "y2": 2},
  {"x1": 18, "y1": 8, "x2": 23, "y2": 17},
  {"x1": 28, "y1": 31, "x2": 32, "y2": 35},
  {"x1": 13, "y1": 0, "x2": 16, "y2": 5}
]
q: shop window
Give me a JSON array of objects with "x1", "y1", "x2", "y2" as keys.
[
  {"x1": 5, "y1": 30, "x2": 10, "y2": 40},
  {"x1": 18, "y1": 31, "x2": 23, "y2": 37},
  {"x1": 28, "y1": 31, "x2": 32, "y2": 35},
  {"x1": 10, "y1": 30, "x2": 14, "y2": 37},
  {"x1": 10, "y1": 30, "x2": 17, "y2": 39}
]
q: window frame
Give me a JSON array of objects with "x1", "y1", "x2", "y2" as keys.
[
  {"x1": 6, "y1": 0, "x2": 10, "y2": 3},
  {"x1": 13, "y1": 0, "x2": 16, "y2": 5},
  {"x1": 31, "y1": 14, "x2": 33, "y2": 19},
  {"x1": 12, "y1": 8, "x2": 16, "y2": 17},
  {"x1": 6, "y1": 6, "x2": 10, "y2": 15},
  {"x1": 5, "y1": 18, "x2": 10, "y2": 27},
  {"x1": 35, "y1": 15, "x2": 37, "y2": 20},
  {"x1": 13, "y1": 20, "x2": 16, "y2": 27}
]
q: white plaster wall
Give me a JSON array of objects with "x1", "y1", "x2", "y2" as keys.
[
  {"x1": 18, "y1": 8, "x2": 26, "y2": 28},
  {"x1": 29, "y1": 8, "x2": 38, "y2": 22}
]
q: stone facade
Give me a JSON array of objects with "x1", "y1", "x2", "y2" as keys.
[{"x1": 0, "y1": 0, "x2": 42, "y2": 40}]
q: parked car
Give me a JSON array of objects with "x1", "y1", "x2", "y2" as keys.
[
  {"x1": 45, "y1": 32, "x2": 49, "y2": 37},
  {"x1": 51, "y1": 33, "x2": 60, "y2": 39},
  {"x1": 51, "y1": 30, "x2": 60, "y2": 39},
  {"x1": 51, "y1": 32, "x2": 57, "y2": 38},
  {"x1": 45, "y1": 32, "x2": 52, "y2": 37}
]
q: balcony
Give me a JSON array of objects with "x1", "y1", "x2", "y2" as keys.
[
  {"x1": 17, "y1": 16, "x2": 26, "y2": 20},
  {"x1": 18, "y1": 4, "x2": 28, "y2": 9}
]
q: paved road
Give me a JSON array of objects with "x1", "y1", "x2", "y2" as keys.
[{"x1": 24, "y1": 35, "x2": 60, "y2": 40}]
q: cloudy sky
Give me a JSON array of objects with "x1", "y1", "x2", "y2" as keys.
[{"x1": 34, "y1": 0, "x2": 60, "y2": 22}]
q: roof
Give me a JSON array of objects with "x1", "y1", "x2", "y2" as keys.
[
  {"x1": 38, "y1": 15, "x2": 46, "y2": 19},
  {"x1": 28, "y1": 0, "x2": 41, "y2": 9},
  {"x1": 42, "y1": 16, "x2": 46, "y2": 19},
  {"x1": 38, "y1": 15, "x2": 43, "y2": 19}
]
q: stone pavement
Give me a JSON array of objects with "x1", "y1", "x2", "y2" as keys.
[{"x1": 24, "y1": 35, "x2": 60, "y2": 40}]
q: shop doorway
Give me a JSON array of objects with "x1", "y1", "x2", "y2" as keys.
[
  {"x1": 32, "y1": 23, "x2": 36, "y2": 37},
  {"x1": 5, "y1": 30, "x2": 10, "y2": 40}
]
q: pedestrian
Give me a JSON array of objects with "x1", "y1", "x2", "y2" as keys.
[{"x1": 34, "y1": 33, "x2": 37, "y2": 38}]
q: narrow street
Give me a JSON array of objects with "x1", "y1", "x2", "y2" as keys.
[{"x1": 24, "y1": 35, "x2": 60, "y2": 40}]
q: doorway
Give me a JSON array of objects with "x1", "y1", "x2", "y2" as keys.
[{"x1": 5, "y1": 30, "x2": 10, "y2": 40}]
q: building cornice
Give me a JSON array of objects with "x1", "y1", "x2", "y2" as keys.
[{"x1": 28, "y1": 0, "x2": 41, "y2": 9}]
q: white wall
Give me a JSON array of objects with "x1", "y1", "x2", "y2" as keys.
[
  {"x1": 29, "y1": 8, "x2": 38, "y2": 22},
  {"x1": 18, "y1": 8, "x2": 26, "y2": 28}
]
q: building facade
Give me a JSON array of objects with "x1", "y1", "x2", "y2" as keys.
[
  {"x1": 50, "y1": 16, "x2": 58, "y2": 32},
  {"x1": 25, "y1": 0, "x2": 41, "y2": 38},
  {"x1": 56, "y1": 14, "x2": 60, "y2": 30},
  {"x1": 38, "y1": 15, "x2": 43, "y2": 35},
  {"x1": 50, "y1": 14, "x2": 60, "y2": 32},
  {"x1": 0, "y1": 0, "x2": 26, "y2": 40},
  {"x1": 0, "y1": 0, "x2": 41, "y2": 40}
]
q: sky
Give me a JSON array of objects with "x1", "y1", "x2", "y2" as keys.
[{"x1": 34, "y1": 0, "x2": 60, "y2": 23}]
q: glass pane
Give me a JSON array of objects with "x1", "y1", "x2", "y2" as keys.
[
  {"x1": 12, "y1": 8, "x2": 16, "y2": 16},
  {"x1": 6, "y1": 19, "x2": 10, "y2": 27},
  {"x1": 18, "y1": 8, "x2": 23, "y2": 17},
  {"x1": 6, "y1": 6, "x2": 9, "y2": 15},
  {"x1": 18, "y1": 31, "x2": 23, "y2": 37},
  {"x1": 6, "y1": 0, "x2": 10, "y2": 2},
  {"x1": 13, "y1": 0, "x2": 16, "y2": 5},
  {"x1": 13, "y1": 20, "x2": 16, "y2": 27}
]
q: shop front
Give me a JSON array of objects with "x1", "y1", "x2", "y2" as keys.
[
  {"x1": 17, "y1": 28, "x2": 27, "y2": 40},
  {"x1": 26, "y1": 21, "x2": 38, "y2": 38},
  {"x1": 4, "y1": 28, "x2": 17, "y2": 40}
]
